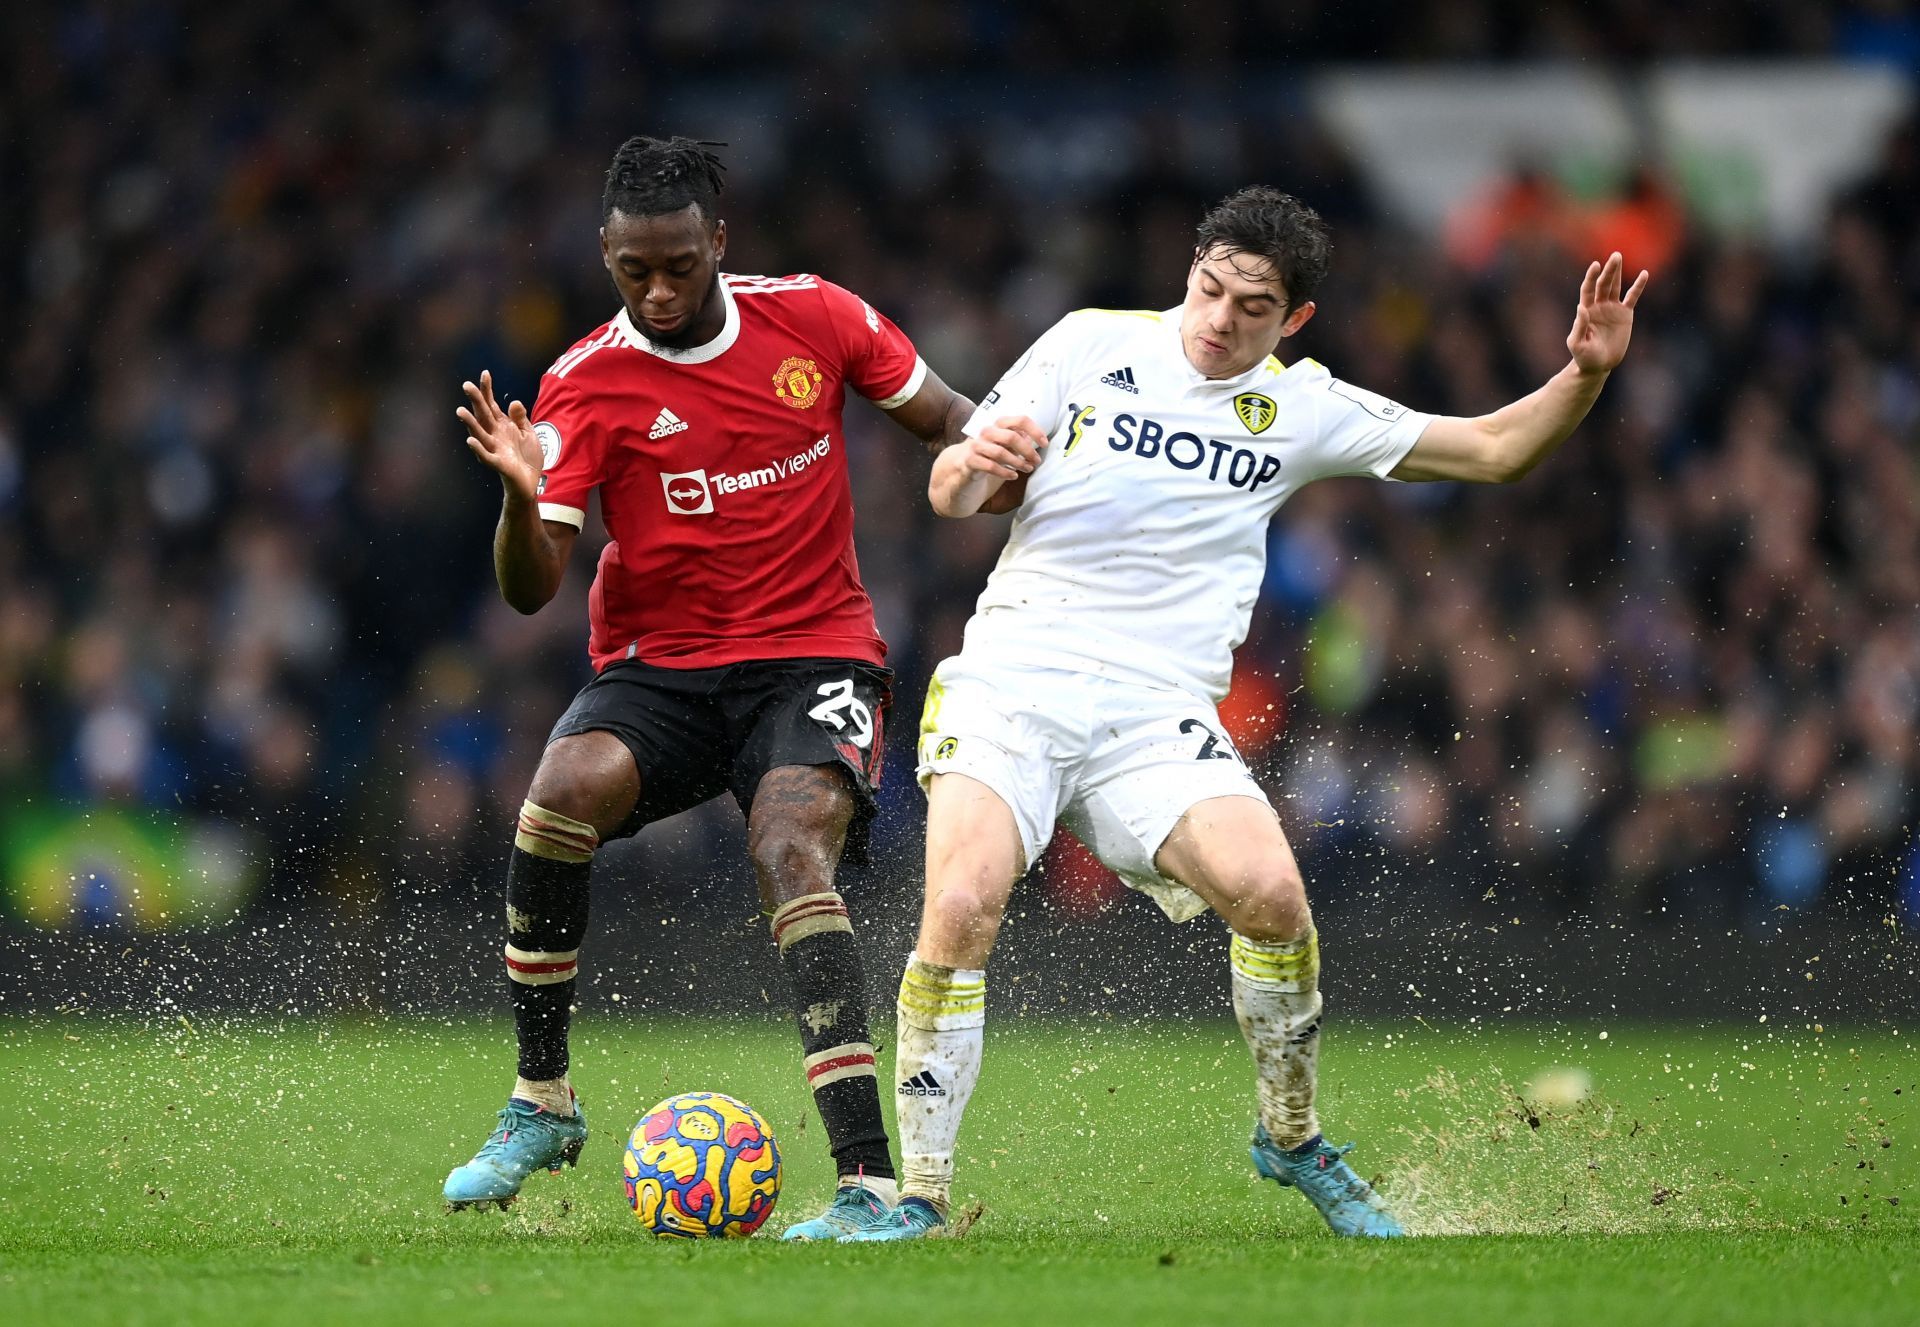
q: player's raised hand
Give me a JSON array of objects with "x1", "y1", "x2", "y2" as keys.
[
  {"x1": 957, "y1": 415, "x2": 1049, "y2": 481},
  {"x1": 458, "y1": 370, "x2": 544, "y2": 501},
  {"x1": 1567, "y1": 252, "x2": 1650, "y2": 376}
]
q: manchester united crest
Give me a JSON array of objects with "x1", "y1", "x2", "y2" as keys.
[{"x1": 773, "y1": 356, "x2": 823, "y2": 409}]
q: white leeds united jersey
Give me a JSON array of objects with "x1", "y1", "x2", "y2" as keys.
[{"x1": 960, "y1": 307, "x2": 1433, "y2": 702}]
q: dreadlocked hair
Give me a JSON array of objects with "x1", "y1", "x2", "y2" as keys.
[
  {"x1": 603, "y1": 136, "x2": 728, "y2": 223},
  {"x1": 1195, "y1": 187, "x2": 1331, "y2": 306}
]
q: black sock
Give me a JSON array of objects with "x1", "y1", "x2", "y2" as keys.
[
  {"x1": 770, "y1": 892, "x2": 895, "y2": 1182},
  {"x1": 505, "y1": 803, "x2": 596, "y2": 1082}
]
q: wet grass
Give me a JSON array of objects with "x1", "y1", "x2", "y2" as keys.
[{"x1": 1, "y1": 1015, "x2": 1911, "y2": 1325}]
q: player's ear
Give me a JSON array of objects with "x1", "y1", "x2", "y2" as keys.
[
  {"x1": 600, "y1": 226, "x2": 612, "y2": 272},
  {"x1": 711, "y1": 218, "x2": 727, "y2": 264},
  {"x1": 1280, "y1": 300, "x2": 1316, "y2": 339}
]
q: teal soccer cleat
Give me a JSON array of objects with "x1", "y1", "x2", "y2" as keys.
[
  {"x1": 779, "y1": 1182, "x2": 899, "y2": 1241},
  {"x1": 836, "y1": 1195, "x2": 945, "y2": 1242},
  {"x1": 443, "y1": 1096, "x2": 588, "y2": 1210},
  {"x1": 1251, "y1": 1124, "x2": 1405, "y2": 1238}
]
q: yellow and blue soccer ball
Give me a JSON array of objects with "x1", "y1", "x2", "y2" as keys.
[{"x1": 622, "y1": 1092, "x2": 782, "y2": 1237}]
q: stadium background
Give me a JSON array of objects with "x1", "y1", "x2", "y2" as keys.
[{"x1": 2, "y1": 0, "x2": 1917, "y2": 1023}]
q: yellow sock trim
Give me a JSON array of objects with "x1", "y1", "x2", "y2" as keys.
[
  {"x1": 1230, "y1": 930, "x2": 1318, "y2": 992},
  {"x1": 897, "y1": 956, "x2": 986, "y2": 1029}
]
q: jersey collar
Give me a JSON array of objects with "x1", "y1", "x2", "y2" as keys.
[
  {"x1": 614, "y1": 278, "x2": 741, "y2": 364},
  {"x1": 1162, "y1": 306, "x2": 1282, "y2": 392}
]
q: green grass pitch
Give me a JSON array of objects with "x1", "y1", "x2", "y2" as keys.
[{"x1": 1, "y1": 1014, "x2": 1911, "y2": 1325}]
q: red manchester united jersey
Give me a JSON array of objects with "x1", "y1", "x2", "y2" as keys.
[{"x1": 530, "y1": 273, "x2": 925, "y2": 672}]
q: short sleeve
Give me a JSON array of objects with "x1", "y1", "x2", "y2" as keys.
[
  {"x1": 962, "y1": 314, "x2": 1081, "y2": 441},
  {"x1": 1309, "y1": 376, "x2": 1435, "y2": 480},
  {"x1": 530, "y1": 374, "x2": 609, "y2": 529},
  {"x1": 818, "y1": 280, "x2": 925, "y2": 408}
]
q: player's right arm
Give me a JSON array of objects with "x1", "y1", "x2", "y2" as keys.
[{"x1": 459, "y1": 370, "x2": 578, "y2": 614}]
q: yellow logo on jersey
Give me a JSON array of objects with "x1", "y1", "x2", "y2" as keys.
[
  {"x1": 774, "y1": 356, "x2": 823, "y2": 409},
  {"x1": 1061, "y1": 403, "x2": 1097, "y2": 455},
  {"x1": 934, "y1": 737, "x2": 959, "y2": 760},
  {"x1": 1234, "y1": 393, "x2": 1277, "y2": 435}
]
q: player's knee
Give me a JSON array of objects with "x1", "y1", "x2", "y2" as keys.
[
  {"x1": 747, "y1": 820, "x2": 837, "y2": 893},
  {"x1": 1220, "y1": 861, "x2": 1311, "y2": 944},
  {"x1": 924, "y1": 881, "x2": 998, "y2": 939},
  {"x1": 527, "y1": 737, "x2": 638, "y2": 839},
  {"x1": 524, "y1": 769, "x2": 615, "y2": 839},
  {"x1": 747, "y1": 768, "x2": 855, "y2": 894}
]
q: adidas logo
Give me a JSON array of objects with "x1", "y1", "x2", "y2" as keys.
[
  {"x1": 1100, "y1": 365, "x2": 1139, "y2": 394},
  {"x1": 897, "y1": 1070, "x2": 946, "y2": 1097},
  {"x1": 649, "y1": 407, "x2": 690, "y2": 439}
]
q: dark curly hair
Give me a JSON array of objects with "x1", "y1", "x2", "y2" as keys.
[
  {"x1": 603, "y1": 136, "x2": 727, "y2": 224},
  {"x1": 1194, "y1": 187, "x2": 1332, "y2": 306}
]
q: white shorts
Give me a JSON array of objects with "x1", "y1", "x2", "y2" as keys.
[{"x1": 915, "y1": 654, "x2": 1273, "y2": 922}]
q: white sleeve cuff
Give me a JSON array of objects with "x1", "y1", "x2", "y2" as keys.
[
  {"x1": 1370, "y1": 412, "x2": 1436, "y2": 481},
  {"x1": 538, "y1": 502, "x2": 586, "y2": 528},
  {"x1": 870, "y1": 356, "x2": 928, "y2": 409}
]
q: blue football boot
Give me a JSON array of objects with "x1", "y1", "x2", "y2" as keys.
[
  {"x1": 1251, "y1": 1124, "x2": 1405, "y2": 1238},
  {"x1": 443, "y1": 1096, "x2": 588, "y2": 1210},
  {"x1": 836, "y1": 1195, "x2": 946, "y2": 1242},
  {"x1": 780, "y1": 1181, "x2": 900, "y2": 1241}
]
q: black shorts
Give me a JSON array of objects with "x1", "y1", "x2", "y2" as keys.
[{"x1": 547, "y1": 656, "x2": 893, "y2": 860}]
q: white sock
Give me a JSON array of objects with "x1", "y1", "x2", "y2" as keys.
[
  {"x1": 893, "y1": 953, "x2": 986, "y2": 1218},
  {"x1": 1230, "y1": 930, "x2": 1322, "y2": 1149},
  {"x1": 512, "y1": 1075, "x2": 575, "y2": 1116},
  {"x1": 843, "y1": 1174, "x2": 899, "y2": 1206}
]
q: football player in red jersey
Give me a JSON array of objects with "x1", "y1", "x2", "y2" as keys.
[{"x1": 443, "y1": 137, "x2": 1046, "y2": 1239}]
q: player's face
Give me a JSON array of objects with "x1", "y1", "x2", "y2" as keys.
[
  {"x1": 1180, "y1": 246, "x2": 1316, "y2": 379},
  {"x1": 601, "y1": 205, "x2": 728, "y2": 348}
]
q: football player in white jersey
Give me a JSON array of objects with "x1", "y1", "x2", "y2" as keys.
[{"x1": 845, "y1": 188, "x2": 1648, "y2": 1241}]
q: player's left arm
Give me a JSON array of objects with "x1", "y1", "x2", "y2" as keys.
[
  {"x1": 883, "y1": 365, "x2": 977, "y2": 457},
  {"x1": 1391, "y1": 252, "x2": 1649, "y2": 484}
]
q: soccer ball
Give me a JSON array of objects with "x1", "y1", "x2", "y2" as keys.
[{"x1": 622, "y1": 1091, "x2": 783, "y2": 1237}]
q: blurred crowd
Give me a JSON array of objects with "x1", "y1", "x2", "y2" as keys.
[{"x1": 3, "y1": 2, "x2": 1918, "y2": 932}]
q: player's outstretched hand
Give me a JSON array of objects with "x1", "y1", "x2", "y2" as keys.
[
  {"x1": 957, "y1": 415, "x2": 1048, "y2": 481},
  {"x1": 1567, "y1": 252, "x2": 1650, "y2": 376},
  {"x1": 458, "y1": 370, "x2": 543, "y2": 501}
]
